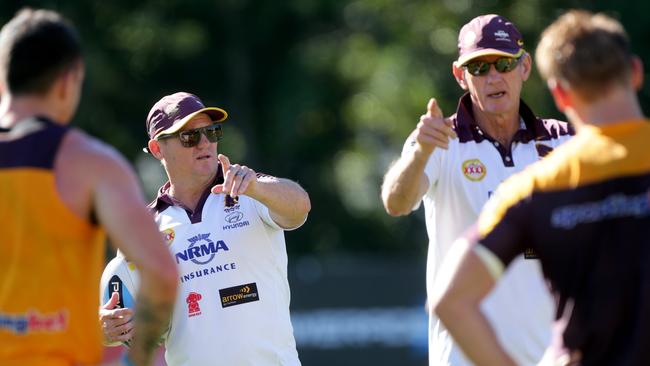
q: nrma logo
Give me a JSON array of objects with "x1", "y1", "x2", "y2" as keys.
[{"x1": 175, "y1": 233, "x2": 229, "y2": 265}]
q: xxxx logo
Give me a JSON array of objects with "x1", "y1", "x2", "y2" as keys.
[
  {"x1": 161, "y1": 228, "x2": 175, "y2": 246},
  {"x1": 462, "y1": 159, "x2": 487, "y2": 181}
]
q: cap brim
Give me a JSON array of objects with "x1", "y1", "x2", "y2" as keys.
[
  {"x1": 457, "y1": 48, "x2": 524, "y2": 66},
  {"x1": 154, "y1": 107, "x2": 228, "y2": 138}
]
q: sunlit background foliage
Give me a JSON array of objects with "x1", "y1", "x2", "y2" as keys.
[{"x1": 2, "y1": 0, "x2": 649, "y2": 256}]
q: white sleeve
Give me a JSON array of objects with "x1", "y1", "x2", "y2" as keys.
[
  {"x1": 401, "y1": 134, "x2": 441, "y2": 209},
  {"x1": 401, "y1": 133, "x2": 441, "y2": 187},
  {"x1": 422, "y1": 150, "x2": 441, "y2": 189},
  {"x1": 251, "y1": 198, "x2": 306, "y2": 231}
]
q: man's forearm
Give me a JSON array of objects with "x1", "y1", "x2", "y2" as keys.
[
  {"x1": 127, "y1": 275, "x2": 176, "y2": 366},
  {"x1": 433, "y1": 243, "x2": 517, "y2": 366},
  {"x1": 437, "y1": 302, "x2": 518, "y2": 366},
  {"x1": 247, "y1": 176, "x2": 310, "y2": 229},
  {"x1": 381, "y1": 148, "x2": 430, "y2": 216}
]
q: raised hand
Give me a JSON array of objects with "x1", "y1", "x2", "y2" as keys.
[
  {"x1": 211, "y1": 154, "x2": 257, "y2": 197},
  {"x1": 414, "y1": 98, "x2": 457, "y2": 154}
]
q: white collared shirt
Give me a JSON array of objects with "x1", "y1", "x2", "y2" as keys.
[
  {"x1": 406, "y1": 95, "x2": 572, "y2": 366},
  {"x1": 153, "y1": 193, "x2": 301, "y2": 366}
]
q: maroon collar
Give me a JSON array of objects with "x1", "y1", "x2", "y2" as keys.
[
  {"x1": 148, "y1": 163, "x2": 225, "y2": 224},
  {"x1": 453, "y1": 93, "x2": 572, "y2": 144}
]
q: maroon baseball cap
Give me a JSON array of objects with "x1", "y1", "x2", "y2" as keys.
[
  {"x1": 146, "y1": 92, "x2": 228, "y2": 139},
  {"x1": 457, "y1": 14, "x2": 525, "y2": 66}
]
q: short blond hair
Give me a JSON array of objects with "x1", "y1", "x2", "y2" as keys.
[{"x1": 536, "y1": 10, "x2": 631, "y2": 101}]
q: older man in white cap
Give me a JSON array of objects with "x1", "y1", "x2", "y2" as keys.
[{"x1": 382, "y1": 14, "x2": 572, "y2": 365}]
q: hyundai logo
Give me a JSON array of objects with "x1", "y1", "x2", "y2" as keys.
[{"x1": 225, "y1": 211, "x2": 244, "y2": 224}]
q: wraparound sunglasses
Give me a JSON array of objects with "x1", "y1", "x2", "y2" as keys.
[
  {"x1": 156, "y1": 124, "x2": 223, "y2": 147},
  {"x1": 462, "y1": 56, "x2": 522, "y2": 76}
]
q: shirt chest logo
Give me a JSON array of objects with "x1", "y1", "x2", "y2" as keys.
[
  {"x1": 223, "y1": 209, "x2": 251, "y2": 231},
  {"x1": 0, "y1": 310, "x2": 68, "y2": 334},
  {"x1": 161, "y1": 228, "x2": 175, "y2": 246},
  {"x1": 462, "y1": 159, "x2": 487, "y2": 181},
  {"x1": 225, "y1": 195, "x2": 239, "y2": 208},
  {"x1": 186, "y1": 292, "x2": 203, "y2": 317},
  {"x1": 219, "y1": 283, "x2": 260, "y2": 308},
  {"x1": 174, "y1": 233, "x2": 230, "y2": 265},
  {"x1": 225, "y1": 211, "x2": 244, "y2": 223}
]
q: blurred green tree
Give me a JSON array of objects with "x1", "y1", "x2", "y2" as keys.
[{"x1": 1, "y1": 0, "x2": 648, "y2": 255}]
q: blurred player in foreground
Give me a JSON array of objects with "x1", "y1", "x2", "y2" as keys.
[
  {"x1": 0, "y1": 8, "x2": 177, "y2": 366},
  {"x1": 434, "y1": 10, "x2": 650, "y2": 366},
  {"x1": 100, "y1": 91, "x2": 311, "y2": 365},
  {"x1": 382, "y1": 14, "x2": 572, "y2": 365}
]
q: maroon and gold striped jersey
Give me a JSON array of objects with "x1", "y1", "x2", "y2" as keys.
[{"x1": 476, "y1": 119, "x2": 650, "y2": 364}]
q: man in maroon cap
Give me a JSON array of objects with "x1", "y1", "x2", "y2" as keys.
[
  {"x1": 100, "y1": 92, "x2": 311, "y2": 366},
  {"x1": 381, "y1": 14, "x2": 572, "y2": 365}
]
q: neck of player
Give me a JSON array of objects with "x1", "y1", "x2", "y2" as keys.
[
  {"x1": 0, "y1": 93, "x2": 68, "y2": 128},
  {"x1": 569, "y1": 87, "x2": 644, "y2": 128},
  {"x1": 168, "y1": 171, "x2": 218, "y2": 212},
  {"x1": 472, "y1": 102, "x2": 521, "y2": 147}
]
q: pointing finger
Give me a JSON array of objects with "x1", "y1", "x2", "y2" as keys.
[
  {"x1": 426, "y1": 98, "x2": 443, "y2": 119},
  {"x1": 218, "y1": 154, "x2": 231, "y2": 173}
]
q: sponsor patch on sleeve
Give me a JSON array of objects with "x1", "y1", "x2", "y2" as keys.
[{"x1": 219, "y1": 282, "x2": 260, "y2": 308}]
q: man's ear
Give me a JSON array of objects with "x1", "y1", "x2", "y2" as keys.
[
  {"x1": 148, "y1": 139, "x2": 164, "y2": 160},
  {"x1": 631, "y1": 55, "x2": 644, "y2": 91},
  {"x1": 547, "y1": 78, "x2": 570, "y2": 113},
  {"x1": 58, "y1": 66, "x2": 80, "y2": 99},
  {"x1": 48, "y1": 70, "x2": 69, "y2": 101},
  {"x1": 54, "y1": 61, "x2": 84, "y2": 98},
  {"x1": 452, "y1": 62, "x2": 468, "y2": 90}
]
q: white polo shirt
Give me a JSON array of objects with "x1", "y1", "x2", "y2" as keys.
[
  {"x1": 149, "y1": 176, "x2": 301, "y2": 366},
  {"x1": 404, "y1": 94, "x2": 572, "y2": 366}
]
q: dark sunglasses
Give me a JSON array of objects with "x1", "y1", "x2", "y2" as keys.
[
  {"x1": 157, "y1": 124, "x2": 223, "y2": 147},
  {"x1": 462, "y1": 56, "x2": 522, "y2": 77}
]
